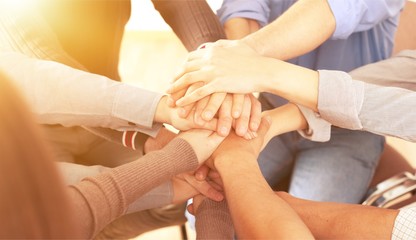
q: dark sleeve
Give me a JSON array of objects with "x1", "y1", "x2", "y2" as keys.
[
  {"x1": 195, "y1": 199, "x2": 234, "y2": 240},
  {"x1": 152, "y1": 0, "x2": 226, "y2": 51}
]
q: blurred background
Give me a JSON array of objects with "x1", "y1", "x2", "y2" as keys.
[{"x1": 120, "y1": 0, "x2": 221, "y2": 92}]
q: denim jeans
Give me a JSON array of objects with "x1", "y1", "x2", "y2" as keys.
[{"x1": 259, "y1": 95, "x2": 385, "y2": 203}]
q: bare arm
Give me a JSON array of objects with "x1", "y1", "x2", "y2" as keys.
[
  {"x1": 242, "y1": 0, "x2": 336, "y2": 59},
  {"x1": 223, "y1": 17, "x2": 260, "y2": 39},
  {"x1": 211, "y1": 118, "x2": 313, "y2": 239},
  {"x1": 276, "y1": 191, "x2": 398, "y2": 239}
]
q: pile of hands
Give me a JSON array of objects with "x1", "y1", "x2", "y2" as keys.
[{"x1": 145, "y1": 39, "x2": 276, "y2": 215}]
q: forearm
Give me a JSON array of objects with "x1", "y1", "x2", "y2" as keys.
[
  {"x1": 68, "y1": 138, "x2": 198, "y2": 238},
  {"x1": 215, "y1": 155, "x2": 313, "y2": 239},
  {"x1": 277, "y1": 192, "x2": 398, "y2": 239},
  {"x1": 262, "y1": 103, "x2": 308, "y2": 144},
  {"x1": 224, "y1": 17, "x2": 260, "y2": 40},
  {"x1": 262, "y1": 59, "x2": 319, "y2": 111},
  {"x1": 242, "y1": 0, "x2": 335, "y2": 59}
]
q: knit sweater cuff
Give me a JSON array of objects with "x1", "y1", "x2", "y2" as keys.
[{"x1": 195, "y1": 199, "x2": 234, "y2": 240}]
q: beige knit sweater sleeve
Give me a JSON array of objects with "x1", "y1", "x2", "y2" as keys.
[
  {"x1": 195, "y1": 199, "x2": 234, "y2": 240},
  {"x1": 67, "y1": 138, "x2": 198, "y2": 239}
]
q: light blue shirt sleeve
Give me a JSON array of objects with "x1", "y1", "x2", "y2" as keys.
[
  {"x1": 327, "y1": 0, "x2": 405, "y2": 39},
  {"x1": 217, "y1": 0, "x2": 270, "y2": 27}
]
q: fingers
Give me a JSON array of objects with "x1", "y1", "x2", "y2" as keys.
[
  {"x1": 234, "y1": 94, "x2": 251, "y2": 136},
  {"x1": 201, "y1": 93, "x2": 227, "y2": 121},
  {"x1": 187, "y1": 203, "x2": 195, "y2": 215},
  {"x1": 248, "y1": 94, "x2": 262, "y2": 132},
  {"x1": 175, "y1": 83, "x2": 215, "y2": 107},
  {"x1": 168, "y1": 88, "x2": 187, "y2": 107},
  {"x1": 195, "y1": 164, "x2": 210, "y2": 181},
  {"x1": 169, "y1": 69, "x2": 205, "y2": 94},
  {"x1": 183, "y1": 174, "x2": 224, "y2": 202},
  {"x1": 176, "y1": 82, "x2": 203, "y2": 118},
  {"x1": 232, "y1": 94, "x2": 245, "y2": 118},
  {"x1": 257, "y1": 115, "x2": 272, "y2": 137},
  {"x1": 194, "y1": 95, "x2": 209, "y2": 126},
  {"x1": 178, "y1": 104, "x2": 195, "y2": 118},
  {"x1": 217, "y1": 94, "x2": 233, "y2": 137}
]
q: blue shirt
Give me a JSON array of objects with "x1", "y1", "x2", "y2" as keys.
[{"x1": 217, "y1": 0, "x2": 405, "y2": 106}]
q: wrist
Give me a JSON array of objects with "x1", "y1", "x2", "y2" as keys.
[
  {"x1": 267, "y1": 61, "x2": 319, "y2": 111},
  {"x1": 241, "y1": 35, "x2": 263, "y2": 56},
  {"x1": 154, "y1": 95, "x2": 171, "y2": 124},
  {"x1": 263, "y1": 103, "x2": 307, "y2": 140},
  {"x1": 214, "y1": 152, "x2": 257, "y2": 172}
]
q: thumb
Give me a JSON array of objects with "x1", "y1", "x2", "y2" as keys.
[{"x1": 256, "y1": 116, "x2": 272, "y2": 138}]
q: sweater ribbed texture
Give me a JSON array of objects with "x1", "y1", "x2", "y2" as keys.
[
  {"x1": 196, "y1": 199, "x2": 234, "y2": 240},
  {"x1": 68, "y1": 138, "x2": 198, "y2": 239}
]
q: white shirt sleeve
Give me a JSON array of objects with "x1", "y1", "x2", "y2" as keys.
[
  {"x1": 0, "y1": 52, "x2": 163, "y2": 136},
  {"x1": 317, "y1": 51, "x2": 416, "y2": 142},
  {"x1": 296, "y1": 104, "x2": 331, "y2": 142}
]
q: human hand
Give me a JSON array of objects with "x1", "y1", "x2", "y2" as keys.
[
  {"x1": 171, "y1": 92, "x2": 261, "y2": 138},
  {"x1": 207, "y1": 116, "x2": 272, "y2": 169},
  {"x1": 186, "y1": 194, "x2": 206, "y2": 216},
  {"x1": 178, "y1": 129, "x2": 225, "y2": 165},
  {"x1": 155, "y1": 96, "x2": 218, "y2": 132},
  {"x1": 194, "y1": 164, "x2": 224, "y2": 189},
  {"x1": 171, "y1": 171, "x2": 223, "y2": 204},
  {"x1": 166, "y1": 41, "x2": 273, "y2": 107}
]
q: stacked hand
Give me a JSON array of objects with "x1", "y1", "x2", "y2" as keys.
[
  {"x1": 164, "y1": 40, "x2": 279, "y2": 138},
  {"x1": 167, "y1": 40, "x2": 273, "y2": 106},
  {"x1": 188, "y1": 116, "x2": 272, "y2": 214},
  {"x1": 144, "y1": 127, "x2": 225, "y2": 203}
]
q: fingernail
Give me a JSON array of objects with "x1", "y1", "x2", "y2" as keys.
[
  {"x1": 203, "y1": 111, "x2": 213, "y2": 120},
  {"x1": 196, "y1": 172, "x2": 204, "y2": 180},
  {"x1": 220, "y1": 127, "x2": 228, "y2": 136},
  {"x1": 233, "y1": 111, "x2": 240, "y2": 118},
  {"x1": 216, "y1": 193, "x2": 224, "y2": 201}
]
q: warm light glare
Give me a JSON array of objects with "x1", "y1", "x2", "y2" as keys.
[
  {"x1": 126, "y1": 0, "x2": 222, "y2": 31},
  {"x1": 0, "y1": 0, "x2": 35, "y2": 10}
]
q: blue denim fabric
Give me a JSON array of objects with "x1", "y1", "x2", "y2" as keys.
[
  {"x1": 258, "y1": 96, "x2": 385, "y2": 203},
  {"x1": 259, "y1": 127, "x2": 385, "y2": 203}
]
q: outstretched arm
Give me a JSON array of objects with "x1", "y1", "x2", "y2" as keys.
[
  {"x1": 276, "y1": 191, "x2": 398, "y2": 239},
  {"x1": 210, "y1": 117, "x2": 313, "y2": 239}
]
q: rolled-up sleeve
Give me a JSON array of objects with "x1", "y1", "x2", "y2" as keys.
[
  {"x1": 317, "y1": 70, "x2": 365, "y2": 130},
  {"x1": 327, "y1": 0, "x2": 404, "y2": 39},
  {"x1": 297, "y1": 105, "x2": 331, "y2": 142},
  {"x1": 318, "y1": 69, "x2": 416, "y2": 142},
  {"x1": 217, "y1": 0, "x2": 270, "y2": 27}
]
